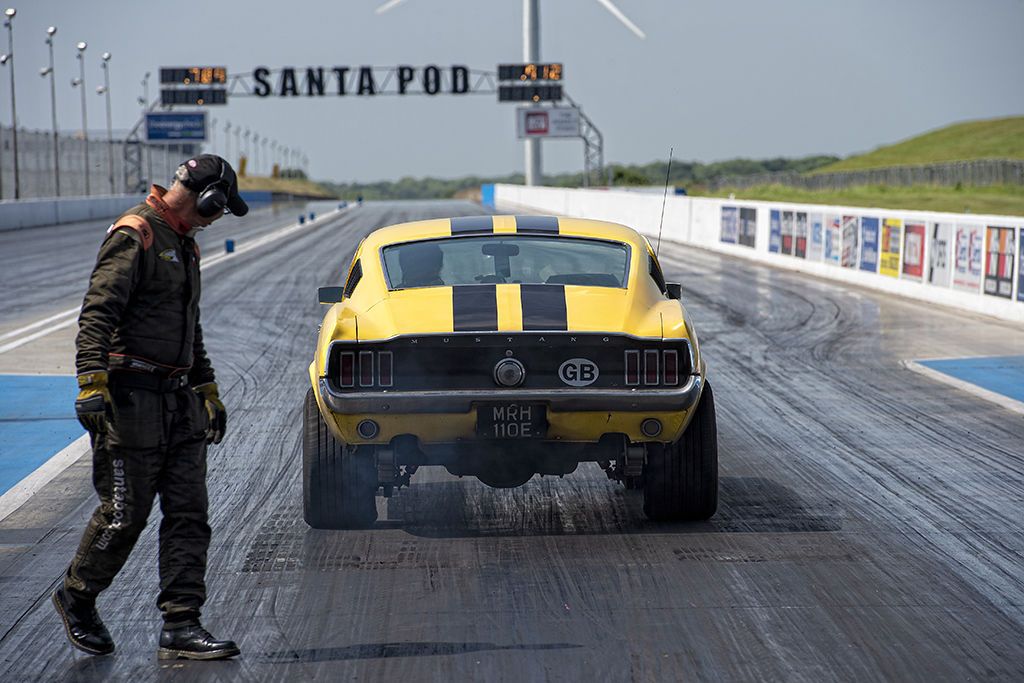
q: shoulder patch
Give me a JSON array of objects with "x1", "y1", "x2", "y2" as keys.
[{"x1": 106, "y1": 215, "x2": 154, "y2": 250}]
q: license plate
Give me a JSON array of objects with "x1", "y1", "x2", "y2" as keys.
[{"x1": 476, "y1": 403, "x2": 547, "y2": 439}]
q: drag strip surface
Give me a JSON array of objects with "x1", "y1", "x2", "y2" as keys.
[
  {"x1": 0, "y1": 200, "x2": 338, "y2": 337},
  {"x1": 0, "y1": 201, "x2": 1022, "y2": 681}
]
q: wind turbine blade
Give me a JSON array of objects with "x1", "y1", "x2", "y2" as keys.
[
  {"x1": 375, "y1": 0, "x2": 408, "y2": 14},
  {"x1": 594, "y1": 0, "x2": 647, "y2": 39}
]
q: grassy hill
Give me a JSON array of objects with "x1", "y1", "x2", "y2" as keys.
[
  {"x1": 702, "y1": 184, "x2": 1024, "y2": 217},
  {"x1": 812, "y1": 116, "x2": 1024, "y2": 174},
  {"x1": 237, "y1": 175, "x2": 337, "y2": 199}
]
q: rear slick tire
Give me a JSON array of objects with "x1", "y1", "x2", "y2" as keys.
[
  {"x1": 302, "y1": 388, "x2": 379, "y2": 529},
  {"x1": 642, "y1": 381, "x2": 719, "y2": 521}
]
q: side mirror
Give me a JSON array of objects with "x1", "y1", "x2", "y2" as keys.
[
  {"x1": 318, "y1": 286, "x2": 345, "y2": 304},
  {"x1": 666, "y1": 282, "x2": 682, "y2": 300}
]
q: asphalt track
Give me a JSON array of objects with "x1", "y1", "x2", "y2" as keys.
[{"x1": 0, "y1": 200, "x2": 1022, "y2": 681}]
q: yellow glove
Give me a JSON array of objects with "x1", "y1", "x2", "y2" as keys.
[
  {"x1": 194, "y1": 382, "x2": 227, "y2": 444},
  {"x1": 76, "y1": 371, "x2": 112, "y2": 434}
]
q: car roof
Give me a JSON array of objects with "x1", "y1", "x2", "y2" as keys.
[{"x1": 360, "y1": 215, "x2": 650, "y2": 252}]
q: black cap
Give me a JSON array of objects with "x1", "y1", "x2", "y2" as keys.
[{"x1": 180, "y1": 154, "x2": 249, "y2": 217}]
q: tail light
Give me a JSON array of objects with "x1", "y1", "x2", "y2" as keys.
[
  {"x1": 625, "y1": 348, "x2": 685, "y2": 387},
  {"x1": 624, "y1": 350, "x2": 640, "y2": 386},
  {"x1": 378, "y1": 351, "x2": 393, "y2": 388},
  {"x1": 340, "y1": 352, "x2": 355, "y2": 388},
  {"x1": 358, "y1": 351, "x2": 374, "y2": 387},
  {"x1": 663, "y1": 350, "x2": 679, "y2": 386},
  {"x1": 338, "y1": 349, "x2": 393, "y2": 389},
  {"x1": 643, "y1": 350, "x2": 659, "y2": 385}
]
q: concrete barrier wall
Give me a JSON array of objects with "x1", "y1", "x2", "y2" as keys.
[
  {"x1": 0, "y1": 194, "x2": 145, "y2": 231},
  {"x1": 493, "y1": 184, "x2": 1024, "y2": 323}
]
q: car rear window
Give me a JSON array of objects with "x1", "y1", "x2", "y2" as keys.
[{"x1": 382, "y1": 236, "x2": 631, "y2": 290}]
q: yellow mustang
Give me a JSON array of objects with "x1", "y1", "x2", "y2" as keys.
[{"x1": 306, "y1": 215, "x2": 717, "y2": 528}]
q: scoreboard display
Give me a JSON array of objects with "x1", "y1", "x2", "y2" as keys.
[
  {"x1": 160, "y1": 67, "x2": 228, "y2": 85},
  {"x1": 497, "y1": 63, "x2": 563, "y2": 82},
  {"x1": 498, "y1": 84, "x2": 563, "y2": 103},
  {"x1": 160, "y1": 65, "x2": 228, "y2": 106},
  {"x1": 160, "y1": 88, "x2": 228, "y2": 106},
  {"x1": 497, "y1": 62, "x2": 563, "y2": 102}
]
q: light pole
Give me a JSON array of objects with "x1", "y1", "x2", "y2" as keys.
[
  {"x1": 262, "y1": 137, "x2": 268, "y2": 176},
  {"x1": 73, "y1": 40, "x2": 88, "y2": 195},
  {"x1": 252, "y1": 133, "x2": 259, "y2": 175},
  {"x1": 243, "y1": 128, "x2": 250, "y2": 172},
  {"x1": 523, "y1": 0, "x2": 541, "y2": 186},
  {"x1": 98, "y1": 51, "x2": 113, "y2": 193},
  {"x1": 233, "y1": 125, "x2": 240, "y2": 170},
  {"x1": 3, "y1": 7, "x2": 21, "y2": 198},
  {"x1": 223, "y1": 120, "x2": 231, "y2": 167},
  {"x1": 139, "y1": 71, "x2": 151, "y2": 186},
  {"x1": 41, "y1": 25, "x2": 59, "y2": 196}
]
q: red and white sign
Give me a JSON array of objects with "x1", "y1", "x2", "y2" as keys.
[{"x1": 516, "y1": 106, "x2": 580, "y2": 139}]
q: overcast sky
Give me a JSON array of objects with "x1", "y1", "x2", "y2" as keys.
[{"x1": 4, "y1": 0, "x2": 1023, "y2": 183}]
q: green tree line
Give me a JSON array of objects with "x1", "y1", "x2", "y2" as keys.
[{"x1": 321, "y1": 154, "x2": 839, "y2": 200}]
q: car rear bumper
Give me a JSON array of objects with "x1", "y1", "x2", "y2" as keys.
[{"x1": 317, "y1": 373, "x2": 703, "y2": 414}]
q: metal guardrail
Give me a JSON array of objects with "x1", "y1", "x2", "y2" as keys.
[
  {"x1": 0, "y1": 125, "x2": 194, "y2": 199},
  {"x1": 708, "y1": 159, "x2": 1024, "y2": 192}
]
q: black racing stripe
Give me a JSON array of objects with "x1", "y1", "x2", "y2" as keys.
[
  {"x1": 450, "y1": 216, "x2": 495, "y2": 235},
  {"x1": 514, "y1": 215, "x2": 559, "y2": 233},
  {"x1": 452, "y1": 285, "x2": 498, "y2": 331},
  {"x1": 520, "y1": 284, "x2": 568, "y2": 331}
]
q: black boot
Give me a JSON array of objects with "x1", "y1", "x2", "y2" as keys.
[
  {"x1": 158, "y1": 624, "x2": 240, "y2": 661},
  {"x1": 52, "y1": 586, "x2": 115, "y2": 656}
]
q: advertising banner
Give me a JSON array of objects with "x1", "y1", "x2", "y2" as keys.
[
  {"x1": 927, "y1": 222, "x2": 953, "y2": 287},
  {"x1": 902, "y1": 222, "x2": 925, "y2": 281},
  {"x1": 145, "y1": 112, "x2": 207, "y2": 142},
  {"x1": 516, "y1": 106, "x2": 581, "y2": 138},
  {"x1": 841, "y1": 215, "x2": 858, "y2": 268},
  {"x1": 769, "y1": 210, "x2": 781, "y2": 253},
  {"x1": 824, "y1": 215, "x2": 841, "y2": 265},
  {"x1": 984, "y1": 226, "x2": 1016, "y2": 299},
  {"x1": 860, "y1": 217, "x2": 879, "y2": 273},
  {"x1": 781, "y1": 211, "x2": 794, "y2": 255},
  {"x1": 739, "y1": 207, "x2": 756, "y2": 248},
  {"x1": 953, "y1": 224, "x2": 984, "y2": 292},
  {"x1": 880, "y1": 218, "x2": 902, "y2": 278},
  {"x1": 720, "y1": 206, "x2": 739, "y2": 244},
  {"x1": 795, "y1": 212, "x2": 808, "y2": 259},
  {"x1": 1019, "y1": 232, "x2": 1024, "y2": 303},
  {"x1": 808, "y1": 213, "x2": 824, "y2": 262}
]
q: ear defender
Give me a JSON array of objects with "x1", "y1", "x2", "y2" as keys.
[{"x1": 196, "y1": 161, "x2": 229, "y2": 218}]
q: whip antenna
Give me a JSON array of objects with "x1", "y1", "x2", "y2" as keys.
[{"x1": 656, "y1": 147, "x2": 674, "y2": 256}]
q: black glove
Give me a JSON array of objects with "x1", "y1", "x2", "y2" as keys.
[
  {"x1": 194, "y1": 382, "x2": 227, "y2": 444},
  {"x1": 75, "y1": 371, "x2": 112, "y2": 434}
]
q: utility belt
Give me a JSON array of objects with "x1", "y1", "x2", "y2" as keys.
[
  {"x1": 108, "y1": 352, "x2": 191, "y2": 392},
  {"x1": 109, "y1": 370, "x2": 190, "y2": 393},
  {"x1": 108, "y1": 353, "x2": 189, "y2": 377}
]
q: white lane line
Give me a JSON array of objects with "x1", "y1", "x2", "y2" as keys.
[
  {"x1": 0, "y1": 307, "x2": 80, "y2": 342},
  {"x1": 0, "y1": 433, "x2": 90, "y2": 523},
  {"x1": 902, "y1": 360, "x2": 1024, "y2": 417},
  {"x1": 0, "y1": 207, "x2": 346, "y2": 355}
]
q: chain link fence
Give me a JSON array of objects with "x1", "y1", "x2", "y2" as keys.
[
  {"x1": 0, "y1": 125, "x2": 201, "y2": 200},
  {"x1": 708, "y1": 159, "x2": 1024, "y2": 192}
]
